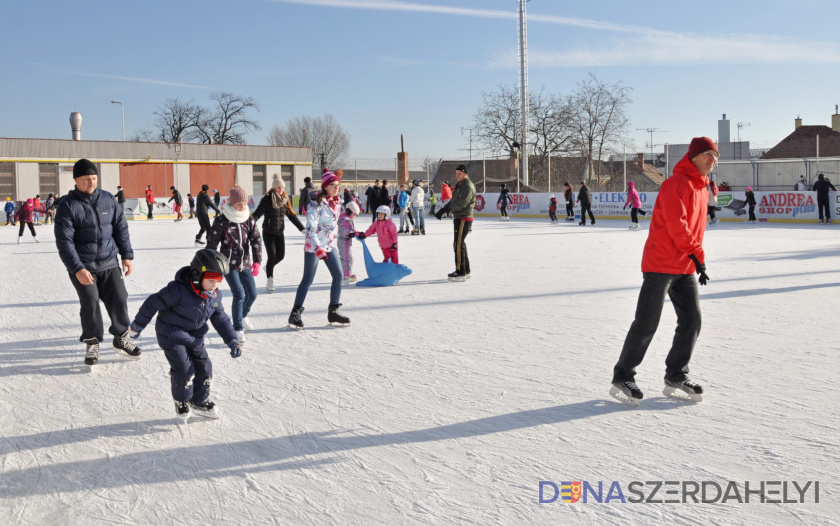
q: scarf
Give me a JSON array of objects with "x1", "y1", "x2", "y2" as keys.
[{"x1": 222, "y1": 201, "x2": 251, "y2": 224}]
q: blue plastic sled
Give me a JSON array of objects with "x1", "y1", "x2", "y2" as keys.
[{"x1": 355, "y1": 238, "x2": 412, "y2": 287}]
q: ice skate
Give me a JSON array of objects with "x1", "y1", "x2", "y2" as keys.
[
  {"x1": 609, "y1": 381, "x2": 643, "y2": 407},
  {"x1": 190, "y1": 400, "x2": 220, "y2": 419},
  {"x1": 349, "y1": 274, "x2": 358, "y2": 283},
  {"x1": 34, "y1": 236, "x2": 40, "y2": 243},
  {"x1": 328, "y1": 303, "x2": 350, "y2": 326},
  {"x1": 663, "y1": 378, "x2": 703, "y2": 402},
  {"x1": 288, "y1": 305, "x2": 304, "y2": 329},
  {"x1": 342, "y1": 277, "x2": 351, "y2": 286},
  {"x1": 174, "y1": 401, "x2": 190, "y2": 420},
  {"x1": 242, "y1": 317, "x2": 253, "y2": 331},
  {"x1": 266, "y1": 277, "x2": 275, "y2": 293},
  {"x1": 448, "y1": 270, "x2": 466, "y2": 282},
  {"x1": 84, "y1": 338, "x2": 99, "y2": 367},
  {"x1": 235, "y1": 330, "x2": 246, "y2": 343},
  {"x1": 420, "y1": 227, "x2": 425, "y2": 235},
  {"x1": 113, "y1": 330, "x2": 141, "y2": 359},
  {"x1": 17, "y1": 236, "x2": 22, "y2": 244}
]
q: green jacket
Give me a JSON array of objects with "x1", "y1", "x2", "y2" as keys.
[{"x1": 450, "y1": 177, "x2": 476, "y2": 219}]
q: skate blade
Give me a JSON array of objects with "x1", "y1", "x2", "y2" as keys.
[
  {"x1": 191, "y1": 409, "x2": 221, "y2": 419},
  {"x1": 609, "y1": 386, "x2": 640, "y2": 407},
  {"x1": 113, "y1": 347, "x2": 142, "y2": 360},
  {"x1": 662, "y1": 386, "x2": 702, "y2": 403},
  {"x1": 448, "y1": 276, "x2": 466, "y2": 282},
  {"x1": 329, "y1": 322, "x2": 350, "y2": 327},
  {"x1": 287, "y1": 324, "x2": 303, "y2": 330}
]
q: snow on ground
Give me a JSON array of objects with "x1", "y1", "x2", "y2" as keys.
[{"x1": 1, "y1": 215, "x2": 838, "y2": 525}]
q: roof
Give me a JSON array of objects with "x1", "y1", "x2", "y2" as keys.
[{"x1": 761, "y1": 125, "x2": 840, "y2": 159}]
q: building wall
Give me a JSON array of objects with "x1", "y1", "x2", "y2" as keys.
[
  {"x1": 99, "y1": 162, "x2": 120, "y2": 195},
  {"x1": 17, "y1": 163, "x2": 39, "y2": 200},
  {"x1": 236, "y1": 164, "x2": 254, "y2": 195},
  {"x1": 173, "y1": 163, "x2": 190, "y2": 195}
]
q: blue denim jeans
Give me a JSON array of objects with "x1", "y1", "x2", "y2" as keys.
[
  {"x1": 293, "y1": 251, "x2": 342, "y2": 307},
  {"x1": 225, "y1": 269, "x2": 257, "y2": 331},
  {"x1": 412, "y1": 206, "x2": 425, "y2": 228}
]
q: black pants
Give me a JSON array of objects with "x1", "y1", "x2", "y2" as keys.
[
  {"x1": 453, "y1": 218, "x2": 471, "y2": 273},
  {"x1": 707, "y1": 205, "x2": 716, "y2": 220},
  {"x1": 196, "y1": 214, "x2": 212, "y2": 241},
  {"x1": 147, "y1": 203, "x2": 154, "y2": 219},
  {"x1": 549, "y1": 211, "x2": 557, "y2": 221},
  {"x1": 613, "y1": 272, "x2": 701, "y2": 384},
  {"x1": 69, "y1": 265, "x2": 131, "y2": 343},
  {"x1": 264, "y1": 231, "x2": 286, "y2": 279},
  {"x1": 500, "y1": 206, "x2": 508, "y2": 217},
  {"x1": 630, "y1": 208, "x2": 639, "y2": 224},
  {"x1": 18, "y1": 222, "x2": 36, "y2": 237},
  {"x1": 748, "y1": 205, "x2": 756, "y2": 221},
  {"x1": 566, "y1": 203, "x2": 574, "y2": 218},
  {"x1": 160, "y1": 334, "x2": 212, "y2": 404},
  {"x1": 817, "y1": 196, "x2": 830, "y2": 220},
  {"x1": 580, "y1": 203, "x2": 595, "y2": 224}
]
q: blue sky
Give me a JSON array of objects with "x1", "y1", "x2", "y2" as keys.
[{"x1": 2, "y1": 0, "x2": 839, "y2": 166}]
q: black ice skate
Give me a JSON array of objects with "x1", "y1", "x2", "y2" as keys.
[
  {"x1": 663, "y1": 377, "x2": 703, "y2": 402},
  {"x1": 191, "y1": 400, "x2": 220, "y2": 419},
  {"x1": 84, "y1": 338, "x2": 99, "y2": 367},
  {"x1": 609, "y1": 381, "x2": 643, "y2": 407},
  {"x1": 288, "y1": 305, "x2": 305, "y2": 329},
  {"x1": 174, "y1": 401, "x2": 190, "y2": 419},
  {"x1": 328, "y1": 303, "x2": 350, "y2": 326},
  {"x1": 448, "y1": 271, "x2": 466, "y2": 282},
  {"x1": 113, "y1": 330, "x2": 141, "y2": 359},
  {"x1": 420, "y1": 226, "x2": 425, "y2": 235}
]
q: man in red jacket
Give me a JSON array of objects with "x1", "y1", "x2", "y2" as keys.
[
  {"x1": 145, "y1": 185, "x2": 155, "y2": 220},
  {"x1": 610, "y1": 137, "x2": 717, "y2": 406}
]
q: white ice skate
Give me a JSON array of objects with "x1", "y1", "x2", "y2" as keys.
[
  {"x1": 266, "y1": 277, "x2": 275, "y2": 293},
  {"x1": 662, "y1": 378, "x2": 703, "y2": 402},
  {"x1": 242, "y1": 317, "x2": 253, "y2": 331},
  {"x1": 236, "y1": 330, "x2": 246, "y2": 343},
  {"x1": 609, "y1": 381, "x2": 642, "y2": 407}
]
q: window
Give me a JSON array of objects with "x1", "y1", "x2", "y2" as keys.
[
  {"x1": 39, "y1": 163, "x2": 59, "y2": 197},
  {"x1": 0, "y1": 162, "x2": 15, "y2": 201},
  {"x1": 281, "y1": 165, "x2": 294, "y2": 195},
  {"x1": 252, "y1": 165, "x2": 266, "y2": 197}
]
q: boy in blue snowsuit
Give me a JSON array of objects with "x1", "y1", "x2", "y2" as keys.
[
  {"x1": 4, "y1": 197, "x2": 15, "y2": 225},
  {"x1": 130, "y1": 249, "x2": 241, "y2": 418}
]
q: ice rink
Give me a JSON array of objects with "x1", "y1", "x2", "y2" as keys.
[{"x1": 1, "y1": 214, "x2": 837, "y2": 525}]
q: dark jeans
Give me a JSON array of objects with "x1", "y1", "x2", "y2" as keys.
[
  {"x1": 580, "y1": 203, "x2": 595, "y2": 224},
  {"x1": 69, "y1": 265, "x2": 131, "y2": 342},
  {"x1": 225, "y1": 269, "x2": 257, "y2": 331},
  {"x1": 264, "y1": 231, "x2": 286, "y2": 279},
  {"x1": 18, "y1": 222, "x2": 36, "y2": 237},
  {"x1": 748, "y1": 205, "x2": 756, "y2": 221},
  {"x1": 817, "y1": 196, "x2": 830, "y2": 220},
  {"x1": 160, "y1": 336, "x2": 212, "y2": 404},
  {"x1": 566, "y1": 203, "x2": 574, "y2": 218},
  {"x1": 613, "y1": 272, "x2": 701, "y2": 384},
  {"x1": 147, "y1": 202, "x2": 154, "y2": 219},
  {"x1": 453, "y1": 218, "x2": 472, "y2": 273},
  {"x1": 293, "y1": 250, "x2": 343, "y2": 307},
  {"x1": 707, "y1": 205, "x2": 716, "y2": 220},
  {"x1": 196, "y1": 214, "x2": 212, "y2": 241}
]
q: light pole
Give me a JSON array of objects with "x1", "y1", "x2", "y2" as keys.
[
  {"x1": 517, "y1": 0, "x2": 530, "y2": 187},
  {"x1": 111, "y1": 100, "x2": 125, "y2": 141},
  {"x1": 547, "y1": 148, "x2": 552, "y2": 193}
]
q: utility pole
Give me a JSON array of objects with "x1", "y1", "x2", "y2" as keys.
[
  {"x1": 517, "y1": 0, "x2": 530, "y2": 186},
  {"x1": 460, "y1": 127, "x2": 475, "y2": 162}
]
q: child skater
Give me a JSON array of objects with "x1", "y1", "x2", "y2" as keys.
[
  {"x1": 129, "y1": 249, "x2": 241, "y2": 418},
  {"x1": 623, "y1": 181, "x2": 646, "y2": 231},
  {"x1": 548, "y1": 194, "x2": 558, "y2": 223},
  {"x1": 358, "y1": 205, "x2": 399, "y2": 263},
  {"x1": 187, "y1": 193, "x2": 196, "y2": 219},
  {"x1": 744, "y1": 186, "x2": 757, "y2": 223},
  {"x1": 338, "y1": 201, "x2": 360, "y2": 285},
  {"x1": 207, "y1": 186, "x2": 262, "y2": 343},
  {"x1": 15, "y1": 198, "x2": 45, "y2": 243}
]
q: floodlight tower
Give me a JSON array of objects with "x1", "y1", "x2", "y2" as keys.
[{"x1": 517, "y1": 0, "x2": 530, "y2": 186}]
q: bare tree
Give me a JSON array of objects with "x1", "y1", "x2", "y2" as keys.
[
  {"x1": 152, "y1": 97, "x2": 203, "y2": 143},
  {"x1": 472, "y1": 84, "x2": 520, "y2": 155},
  {"x1": 128, "y1": 128, "x2": 156, "y2": 142},
  {"x1": 268, "y1": 114, "x2": 351, "y2": 167},
  {"x1": 569, "y1": 73, "x2": 632, "y2": 182},
  {"x1": 195, "y1": 92, "x2": 261, "y2": 145}
]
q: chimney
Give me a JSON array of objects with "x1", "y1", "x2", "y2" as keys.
[
  {"x1": 795, "y1": 115, "x2": 802, "y2": 130},
  {"x1": 69, "y1": 112, "x2": 82, "y2": 141},
  {"x1": 636, "y1": 152, "x2": 644, "y2": 167},
  {"x1": 833, "y1": 105, "x2": 840, "y2": 133},
  {"x1": 718, "y1": 113, "x2": 730, "y2": 143}
]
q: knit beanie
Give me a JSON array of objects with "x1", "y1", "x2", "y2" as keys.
[
  {"x1": 73, "y1": 159, "x2": 98, "y2": 178},
  {"x1": 687, "y1": 137, "x2": 718, "y2": 160},
  {"x1": 321, "y1": 170, "x2": 340, "y2": 189},
  {"x1": 456, "y1": 164, "x2": 468, "y2": 174},
  {"x1": 228, "y1": 187, "x2": 248, "y2": 206},
  {"x1": 271, "y1": 177, "x2": 283, "y2": 189}
]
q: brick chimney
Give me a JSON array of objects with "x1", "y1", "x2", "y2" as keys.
[{"x1": 795, "y1": 116, "x2": 802, "y2": 129}]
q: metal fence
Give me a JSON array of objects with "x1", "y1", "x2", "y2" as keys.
[{"x1": 712, "y1": 157, "x2": 840, "y2": 190}]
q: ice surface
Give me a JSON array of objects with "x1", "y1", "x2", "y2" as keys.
[{"x1": 1, "y1": 216, "x2": 837, "y2": 525}]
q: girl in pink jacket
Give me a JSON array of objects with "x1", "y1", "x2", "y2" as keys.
[
  {"x1": 359, "y1": 205, "x2": 399, "y2": 263},
  {"x1": 623, "y1": 181, "x2": 646, "y2": 230}
]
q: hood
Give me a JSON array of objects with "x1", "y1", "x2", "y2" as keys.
[
  {"x1": 627, "y1": 181, "x2": 635, "y2": 190},
  {"x1": 818, "y1": 174, "x2": 825, "y2": 181},
  {"x1": 673, "y1": 154, "x2": 710, "y2": 189}
]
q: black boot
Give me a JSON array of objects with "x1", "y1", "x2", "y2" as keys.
[
  {"x1": 328, "y1": 303, "x2": 350, "y2": 326},
  {"x1": 288, "y1": 305, "x2": 305, "y2": 328}
]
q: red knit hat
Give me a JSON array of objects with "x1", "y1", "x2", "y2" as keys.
[
  {"x1": 687, "y1": 137, "x2": 718, "y2": 160},
  {"x1": 321, "y1": 170, "x2": 340, "y2": 189}
]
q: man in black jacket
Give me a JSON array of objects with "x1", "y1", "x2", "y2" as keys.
[
  {"x1": 195, "y1": 184, "x2": 220, "y2": 245},
  {"x1": 299, "y1": 177, "x2": 315, "y2": 215},
  {"x1": 577, "y1": 180, "x2": 595, "y2": 225},
  {"x1": 54, "y1": 159, "x2": 141, "y2": 366},
  {"x1": 366, "y1": 180, "x2": 381, "y2": 221},
  {"x1": 115, "y1": 186, "x2": 125, "y2": 211},
  {"x1": 213, "y1": 189, "x2": 221, "y2": 218},
  {"x1": 169, "y1": 186, "x2": 184, "y2": 222},
  {"x1": 813, "y1": 173, "x2": 837, "y2": 224}
]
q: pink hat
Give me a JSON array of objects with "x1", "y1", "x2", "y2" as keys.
[
  {"x1": 321, "y1": 171, "x2": 340, "y2": 189},
  {"x1": 228, "y1": 187, "x2": 248, "y2": 206},
  {"x1": 25, "y1": 198, "x2": 34, "y2": 206}
]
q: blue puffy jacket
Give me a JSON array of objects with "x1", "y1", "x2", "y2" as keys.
[
  {"x1": 54, "y1": 189, "x2": 134, "y2": 274},
  {"x1": 398, "y1": 190, "x2": 408, "y2": 208},
  {"x1": 133, "y1": 267, "x2": 237, "y2": 347}
]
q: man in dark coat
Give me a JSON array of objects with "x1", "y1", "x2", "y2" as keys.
[
  {"x1": 213, "y1": 189, "x2": 221, "y2": 218},
  {"x1": 813, "y1": 173, "x2": 837, "y2": 224},
  {"x1": 366, "y1": 180, "x2": 382, "y2": 221},
  {"x1": 576, "y1": 180, "x2": 595, "y2": 225},
  {"x1": 299, "y1": 177, "x2": 315, "y2": 215},
  {"x1": 195, "y1": 184, "x2": 221, "y2": 245},
  {"x1": 54, "y1": 159, "x2": 141, "y2": 366},
  {"x1": 435, "y1": 165, "x2": 476, "y2": 281},
  {"x1": 115, "y1": 186, "x2": 125, "y2": 211},
  {"x1": 169, "y1": 186, "x2": 184, "y2": 221}
]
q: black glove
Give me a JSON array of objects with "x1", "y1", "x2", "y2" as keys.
[
  {"x1": 356, "y1": 233, "x2": 366, "y2": 240},
  {"x1": 688, "y1": 254, "x2": 710, "y2": 286},
  {"x1": 347, "y1": 232, "x2": 356, "y2": 238},
  {"x1": 391, "y1": 243, "x2": 397, "y2": 250},
  {"x1": 229, "y1": 340, "x2": 241, "y2": 358},
  {"x1": 623, "y1": 205, "x2": 627, "y2": 209}
]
